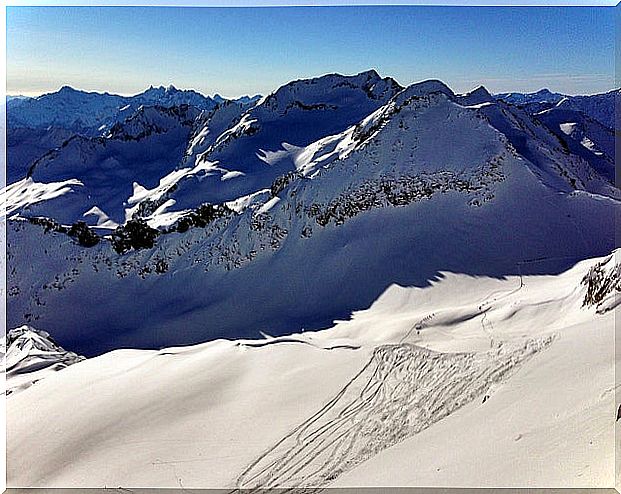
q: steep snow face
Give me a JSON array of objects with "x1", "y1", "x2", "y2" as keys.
[
  {"x1": 469, "y1": 97, "x2": 617, "y2": 197},
  {"x1": 6, "y1": 79, "x2": 619, "y2": 356},
  {"x1": 6, "y1": 252, "x2": 615, "y2": 487},
  {"x1": 285, "y1": 88, "x2": 506, "y2": 200},
  {"x1": 184, "y1": 100, "x2": 250, "y2": 165},
  {"x1": 2, "y1": 326, "x2": 84, "y2": 396}
]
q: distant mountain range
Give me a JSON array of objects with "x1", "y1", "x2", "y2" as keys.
[
  {"x1": 495, "y1": 87, "x2": 618, "y2": 129},
  {"x1": 7, "y1": 84, "x2": 260, "y2": 136}
]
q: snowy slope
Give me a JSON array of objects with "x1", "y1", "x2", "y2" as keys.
[
  {"x1": 2, "y1": 326, "x2": 84, "y2": 396},
  {"x1": 6, "y1": 105, "x2": 202, "y2": 226},
  {"x1": 6, "y1": 252, "x2": 617, "y2": 488},
  {"x1": 535, "y1": 107, "x2": 615, "y2": 182},
  {"x1": 6, "y1": 76, "x2": 619, "y2": 356},
  {"x1": 7, "y1": 127, "x2": 74, "y2": 184}
]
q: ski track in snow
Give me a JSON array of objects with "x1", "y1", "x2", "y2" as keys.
[
  {"x1": 235, "y1": 273, "x2": 558, "y2": 492},
  {"x1": 235, "y1": 337, "x2": 553, "y2": 492}
]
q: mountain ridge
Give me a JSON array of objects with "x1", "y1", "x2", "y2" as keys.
[{"x1": 5, "y1": 71, "x2": 619, "y2": 356}]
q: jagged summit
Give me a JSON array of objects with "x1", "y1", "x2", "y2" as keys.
[{"x1": 457, "y1": 85, "x2": 494, "y2": 106}]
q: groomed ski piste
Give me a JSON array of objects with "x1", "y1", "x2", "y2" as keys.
[{"x1": 6, "y1": 250, "x2": 618, "y2": 489}]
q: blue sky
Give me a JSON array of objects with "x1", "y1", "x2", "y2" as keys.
[{"x1": 7, "y1": 5, "x2": 616, "y2": 97}]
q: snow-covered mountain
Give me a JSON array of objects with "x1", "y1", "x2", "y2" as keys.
[
  {"x1": 495, "y1": 87, "x2": 619, "y2": 130},
  {"x1": 6, "y1": 74, "x2": 618, "y2": 230},
  {"x1": 495, "y1": 88, "x2": 565, "y2": 108},
  {"x1": 166, "y1": 69, "x2": 404, "y2": 206},
  {"x1": 5, "y1": 69, "x2": 620, "y2": 490},
  {"x1": 5, "y1": 104, "x2": 203, "y2": 227},
  {"x1": 7, "y1": 84, "x2": 224, "y2": 136},
  {"x1": 5, "y1": 71, "x2": 619, "y2": 357},
  {"x1": 6, "y1": 251, "x2": 617, "y2": 487},
  {"x1": 214, "y1": 93, "x2": 262, "y2": 106},
  {"x1": 535, "y1": 107, "x2": 614, "y2": 181},
  {"x1": 553, "y1": 89, "x2": 618, "y2": 130},
  {"x1": 2, "y1": 325, "x2": 84, "y2": 396},
  {"x1": 5, "y1": 70, "x2": 403, "y2": 227}
]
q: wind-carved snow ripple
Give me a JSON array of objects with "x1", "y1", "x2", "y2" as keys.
[{"x1": 236, "y1": 337, "x2": 553, "y2": 492}]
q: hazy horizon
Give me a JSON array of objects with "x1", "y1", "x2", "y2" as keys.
[{"x1": 6, "y1": 72, "x2": 619, "y2": 100}]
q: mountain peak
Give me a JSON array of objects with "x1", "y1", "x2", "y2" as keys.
[
  {"x1": 457, "y1": 85, "x2": 494, "y2": 106},
  {"x1": 359, "y1": 68, "x2": 381, "y2": 79},
  {"x1": 259, "y1": 70, "x2": 402, "y2": 116},
  {"x1": 58, "y1": 85, "x2": 79, "y2": 94},
  {"x1": 398, "y1": 79, "x2": 455, "y2": 100}
]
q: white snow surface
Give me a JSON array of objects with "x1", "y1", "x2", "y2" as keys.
[
  {"x1": 6, "y1": 252, "x2": 617, "y2": 488},
  {"x1": 560, "y1": 122, "x2": 577, "y2": 135},
  {"x1": 2, "y1": 177, "x2": 84, "y2": 217}
]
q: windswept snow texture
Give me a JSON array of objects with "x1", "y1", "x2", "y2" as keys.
[
  {"x1": 5, "y1": 72, "x2": 620, "y2": 356},
  {"x1": 6, "y1": 252, "x2": 616, "y2": 488},
  {"x1": 2, "y1": 326, "x2": 84, "y2": 396}
]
